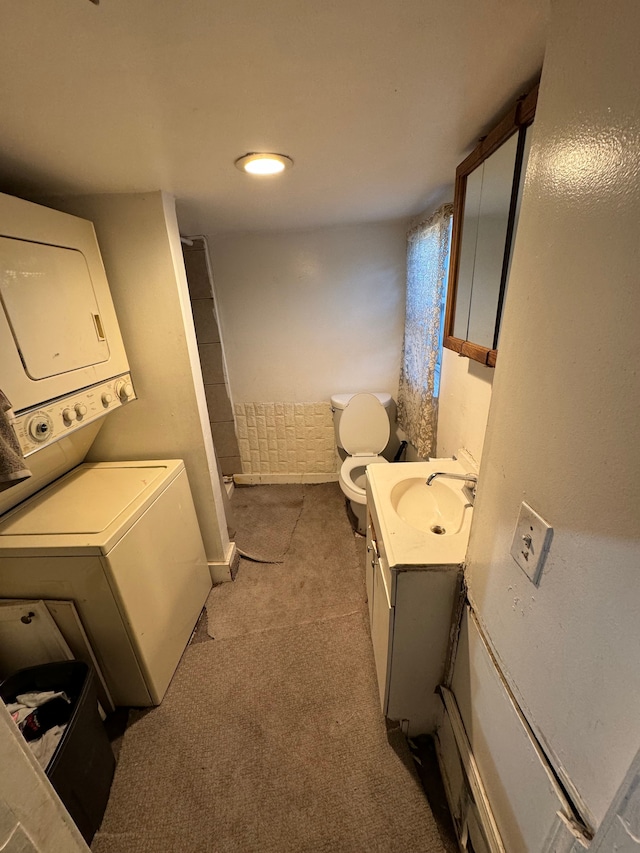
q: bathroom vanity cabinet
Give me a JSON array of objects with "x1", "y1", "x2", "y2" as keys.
[{"x1": 365, "y1": 463, "x2": 467, "y2": 736}]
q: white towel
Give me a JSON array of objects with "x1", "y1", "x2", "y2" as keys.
[{"x1": 0, "y1": 390, "x2": 31, "y2": 491}]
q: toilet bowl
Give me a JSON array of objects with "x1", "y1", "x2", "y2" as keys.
[{"x1": 331, "y1": 392, "x2": 392, "y2": 534}]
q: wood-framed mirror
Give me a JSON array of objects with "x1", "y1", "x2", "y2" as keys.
[{"x1": 444, "y1": 84, "x2": 538, "y2": 367}]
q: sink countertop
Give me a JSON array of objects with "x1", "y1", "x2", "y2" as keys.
[{"x1": 367, "y1": 458, "x2": 474, "y2": 569}]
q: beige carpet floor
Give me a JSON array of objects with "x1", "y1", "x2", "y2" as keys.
[
  {"x1": 231, "y1": 483, "x2": 305, "y2": 563},
  {"x1": 205, "y1": 484, "x2": 366, "y2": 640},
  {"x1": 92, "y1": 483, "x2": 446, "y2": 853}
]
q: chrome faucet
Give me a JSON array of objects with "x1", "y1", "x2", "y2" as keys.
[{"x1": 426, "y1": 471, "x2": 478, "y2": 501}]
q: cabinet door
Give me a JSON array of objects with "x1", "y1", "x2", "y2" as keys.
[
  {"x1": 43, "y1": 600, "x2": 114, "y2": 713},
  {"x1": 371, "y1": 557, "x2": 393, "y2": 713},
  {"x1": 0, "y1": 600, "x2": 73, "y2": 679}
]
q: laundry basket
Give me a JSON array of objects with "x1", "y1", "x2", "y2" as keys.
[{"x1": 0, "y1": 660, "x2": 115, "y2": 843}]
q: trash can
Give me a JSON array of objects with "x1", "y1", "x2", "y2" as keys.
[{"x1": 0, "y1": 660, "x2": 116, "y2": 844}]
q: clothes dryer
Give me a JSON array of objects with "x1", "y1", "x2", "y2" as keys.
[{"x1": 0, "y1": 191, "x2": 136, "y2": 516}]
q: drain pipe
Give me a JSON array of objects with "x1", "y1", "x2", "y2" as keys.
[{"x1": 393, "y1": 441, "x2": 408, "y2": 462}]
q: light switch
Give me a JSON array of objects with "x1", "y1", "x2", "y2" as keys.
[{"x1": 510, "y1": 501, "x2": 553, "y2": 586}]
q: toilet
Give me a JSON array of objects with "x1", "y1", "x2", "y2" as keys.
[{"x1": 331, "y1": 392, "x2": 392, "y2": 534}]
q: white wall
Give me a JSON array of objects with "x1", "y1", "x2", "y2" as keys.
[
  {"x1": 0, "y1": 702, "x2": 88, "y2": 852},
  {"x1": 465, "y1": 0, "x2": 640, "y2": 831},
  {"x1": 209, "y1": 221, "x2": 407, "y2": 404},
  {"x1": 48, "y1": 192, "x2": 230, "y2": 566},
  {"x1": 437, "y1": 348, "x2": 493, "y2": 465}
]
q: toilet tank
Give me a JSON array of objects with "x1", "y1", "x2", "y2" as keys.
[{"x1": 330, "y1": 392, "x2": 392, "y2": 450}]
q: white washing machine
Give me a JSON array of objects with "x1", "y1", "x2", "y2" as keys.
[{"x1": 0, "y1": 459, "x2": 211, "y2": 707}]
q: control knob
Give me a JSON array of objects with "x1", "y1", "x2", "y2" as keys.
[
  {"x1": 28, "y1": 414, "x2": 53, "y2": 442},
  {"x1": 62, "y1": 408, "x2": 77, "y2": 425},
  {"x1": 74, "y1": 404, "x2": 88, "y2": 418},
  {"x1": 116, "y1": 380, "x2": 134, "y2": 402},
  {"x1": 101, "y1": 393, "x2": 113, "y2": 408}
]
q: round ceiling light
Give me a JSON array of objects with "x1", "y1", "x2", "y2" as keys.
[{"x1": 234, "y1": 153, "x2": 293, "y2": 176}]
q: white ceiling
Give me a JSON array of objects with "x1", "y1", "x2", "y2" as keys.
[{"x1": 1, "y1": 0, "x2": 548, "y2": 235}]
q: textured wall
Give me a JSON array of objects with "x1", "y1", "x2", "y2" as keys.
[
  {"x1": 464, "y1": 0, "x2": 640, "y2": 830},
  {"x1": 235, "y1": 401, "x2": 336, "y2": 481}
]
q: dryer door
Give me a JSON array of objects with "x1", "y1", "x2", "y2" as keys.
[
  {"x1": 0, "y1": 191, "x2": 131, "y2": 412},
  {"x1": 0, "y1": 237, "x2": 110, "y2": 380}
]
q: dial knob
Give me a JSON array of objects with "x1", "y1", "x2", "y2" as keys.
[
  {"x1": 74, "y1": 404, "x2": 87, "y2": 418},
  {"x1": 117, "y1": 381, "x2": 134, "y2": 401},
  {"x1": 101, "y1": 393, "x2": 113, "y2": 407},
  {"x1": 62, "y1": 408, "x2": 77, "y2": 424},
  {"x1": 28, "y1": 414, "x2": 52, "y2": 442}
]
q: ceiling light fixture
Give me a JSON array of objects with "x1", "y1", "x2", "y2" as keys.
[{"x1": 234, "y1": 153, "x2": 293, "y2": 176}]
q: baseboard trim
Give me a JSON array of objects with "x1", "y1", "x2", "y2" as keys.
[
  {"x1": 233, "y1": 473, "x2": 339, "y2": 485},
  {"x1": 208, "y1": 541, "x2": 239, "y2": 584},
  {"x1": 439, "y1": 686, "x2": 506, "y2": 853}
]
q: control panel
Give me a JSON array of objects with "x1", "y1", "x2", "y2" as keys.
[{"x1": 11, "y1": 373, "x2": 136, "y2": 457}]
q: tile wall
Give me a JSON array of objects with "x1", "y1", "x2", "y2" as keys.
[
  {"x1": 235, "y1": 401, "x2": 338, "y2": 480},
  {"x1": 182, "y1": 242, "x2": 241, "y2": 475}
]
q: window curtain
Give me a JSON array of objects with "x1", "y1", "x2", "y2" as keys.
[{"x1": 397, "y1": 203, "x2": 453, "y2": 459}]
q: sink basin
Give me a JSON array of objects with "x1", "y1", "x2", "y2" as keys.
[{"x1": 390, "y1": 477, "x2": 472, "y2": 536}]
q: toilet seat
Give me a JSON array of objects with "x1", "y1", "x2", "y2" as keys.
[
  {"x1": 337, "y1": 394, "x2": 392, "y2": 507},
  {"x1": 339, "y1": 454, "x2": 388, "y2": 504},
  {"x1": 338, "y1": 393, "x2": 390, "y2": 455}
]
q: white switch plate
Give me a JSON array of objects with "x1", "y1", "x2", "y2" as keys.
[{"x1": 510, "y1": 501, "x2": 553, "y2": 586}]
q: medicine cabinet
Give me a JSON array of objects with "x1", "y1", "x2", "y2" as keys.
[{"x1": 444, "y1": 84, "x2": 538, "y2": 367}]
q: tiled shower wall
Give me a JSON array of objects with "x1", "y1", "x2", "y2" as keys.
[
  {"x1": 182, "y1": 241, "x2": 242, "y2": 476},
  {"x1": 235, "y1": 401, "x2": 338, "y2": 481}
]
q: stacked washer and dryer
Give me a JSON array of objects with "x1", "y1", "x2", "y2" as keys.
[{"x1": 0, "y1": 192, "x2": 211, "y2": 708}]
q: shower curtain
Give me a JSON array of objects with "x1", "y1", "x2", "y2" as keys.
[{"x1": 397, "y1": 203, "x2": 452, "y2": 459}]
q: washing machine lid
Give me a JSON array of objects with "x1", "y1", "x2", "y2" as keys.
[
  {"x1": 0, "y1": 460, "x2": 184, "y2": 554},
  {"x1": 338, "y1": 393, "x2": 390, "y2": 455}
]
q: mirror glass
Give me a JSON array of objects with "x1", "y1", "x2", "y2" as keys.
[
  {"x1": 452, "y1": 164, "x2": 481, "y2": 341},
  {"x1": 444, "y1": 84, "x2": 537, "y2": 366},
  {"x1": 465, "y1": 132, "x2": 519, "y2": 348},
  {"x1": 496, "y1": 125, "x2": 533, "y2": 346}
]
